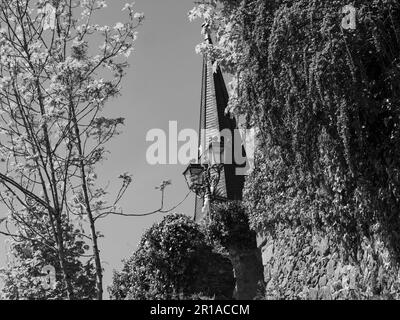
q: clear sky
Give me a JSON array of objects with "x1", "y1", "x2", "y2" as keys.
[{"x1": 0, "y1": 0, "x2": 204, "y2": 298}]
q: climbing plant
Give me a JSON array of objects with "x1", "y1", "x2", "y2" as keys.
[
  {"x1": 191, "y1": 0, "x2": 400, "y2": 298},
  {"x1": 192, "y1": 0, "x2": 400, "y2": 258},
  {"x1": 208, "y1": 201, "x2": 256, "y2": 251}
]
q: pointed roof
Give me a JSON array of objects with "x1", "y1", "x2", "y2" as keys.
[{"x1": 194, "y1": 33, "x2": 245, "y2": 221}]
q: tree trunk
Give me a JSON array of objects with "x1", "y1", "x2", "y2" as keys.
[
  {"x1": 35, "y1": 79, "x2": 76, "y2": 300},
  {"x1": 70, "y1": 99, "x2": 103, "y2": 300},
  {"x1": 55, "y1": 217, "x2": 75, "y2": 299}
]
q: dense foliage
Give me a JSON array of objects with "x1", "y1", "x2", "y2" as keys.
[
  {"x1": 109, "y1": 214, "x2": 234, "y2": 300},
  {"x1": 208, "y1": 201, "x2": 264, "y2": 300},
  {"x1": 0, "y1": 212, "x2": 96, "y2": 300},
  {"x1": 191, "y1": 0, "x2": 400, "y2": 298},
  {"x1": 208, "y1": 201, "x2": 256, "y2": 251}
]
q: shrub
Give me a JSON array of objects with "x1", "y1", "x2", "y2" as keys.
[{"x1": 109, "y1": 214, "x2": 234, "y2": 300}]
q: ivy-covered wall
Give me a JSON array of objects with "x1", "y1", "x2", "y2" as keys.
[
  {"x1": 190, "y1": 0, "x2": 400, "y2": 300},
  {"x1": 259, "y1": 225, "x2": 400, "y2": 300},
  {"x1": 208, "y1": 201, "x2": 264, "y2": 300}
]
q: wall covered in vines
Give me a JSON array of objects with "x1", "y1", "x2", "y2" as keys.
[
  {"x1": 191, "y1": 0, "x2": 400, "y2": 299},
  {"x1": 208, "y1": 201, "x2": 264, "y2": 299}
]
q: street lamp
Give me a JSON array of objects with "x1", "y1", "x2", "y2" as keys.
[
  {"x1": 183, "y1": 140, "x2": 225, "y2": 200},
  {"x1": 183, "y1": 162, "x2": 223, "y2": 198},
  {"x1": 183, "y1": 163, "x2": 205, "y2": 196}
]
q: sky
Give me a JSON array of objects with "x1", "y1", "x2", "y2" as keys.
[{"x1": 0, "y1": 0, "x2": 204, "y2": 298}]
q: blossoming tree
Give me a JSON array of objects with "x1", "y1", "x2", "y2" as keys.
[{"x1": 0, "y1": 0, "x2": 143, "y2": 299}]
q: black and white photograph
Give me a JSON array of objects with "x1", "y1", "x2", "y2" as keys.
[{"x1": 0, "y1": 0, "x2": 399, "y2": 314}]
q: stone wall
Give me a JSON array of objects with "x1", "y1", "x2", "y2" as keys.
[
  {"x1": 229, "y1": 247, "x2": 264, "y2": 300},
  {"x1": 208, "y1": 201, "x2": 265, "y2": 300},
  {"x1": 258, "y1": 225, "x2": 400, "y2": 300},
  {"x1": 194, "y1": 251, "x2": 236, "y2": 300}
]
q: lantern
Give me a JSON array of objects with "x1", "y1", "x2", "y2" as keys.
[{"x1": 183, "y1": 163, "x2": 205, "y2": 193}]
